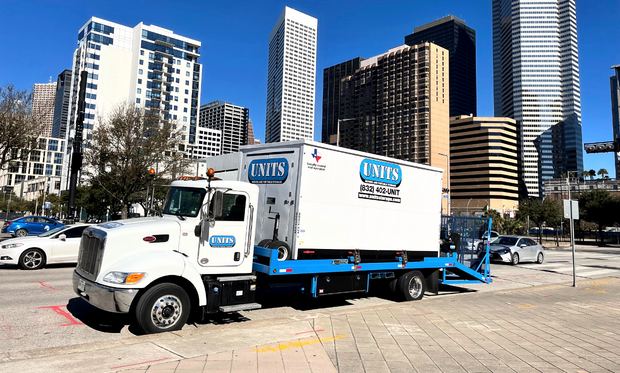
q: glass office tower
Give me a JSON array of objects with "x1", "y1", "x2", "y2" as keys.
[{"x1": 492, "y1": 0, "x2": 583, "y2": 197}]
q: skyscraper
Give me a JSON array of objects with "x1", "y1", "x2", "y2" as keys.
[
  {"x1": 321, "y1": 57, "x2": 365, "y2": 144},
  {"x1": 265, "y1": 7, "x2": 317, "y2": 143},
  {"x1": 33, "y1": 82, "x2": 57, "y2": 138},
  {"x1": 199, "y1": 100, "x2": 249, "y2": 154},
  {"x1": 52, "y1": 69, "x2": 72, "y2": 140},
  {"x1": 404, "y1": 15, "x2": 477, "y2": 118},
  {"x1": 492, "y1": 0, "x2": 583, "y2": 197},
  {"x1": 338, "y1": 43, "x2": 450, "y2": 211},
  {"x1": 64, "y1": 17, "x2": 202, "y2": 187}
]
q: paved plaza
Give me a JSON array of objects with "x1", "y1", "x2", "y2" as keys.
[{"x1": 2, "y1": 274, "x2": 619, "y2": 373}]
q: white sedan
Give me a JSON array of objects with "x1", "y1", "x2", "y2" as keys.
[{"x1": 0, "y1": 225, "x2": 90, "y2": 270}]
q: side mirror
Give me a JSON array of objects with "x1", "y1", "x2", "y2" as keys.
[
  {"x1": 520, "y1": 244, "x2": 526, "y2": 248},
  {"x1": 59, "y1": 234, "x2": 67, "y2": 241},
  {"x1": 211, "y1": 191, "x2": 224, "y2": 218}
]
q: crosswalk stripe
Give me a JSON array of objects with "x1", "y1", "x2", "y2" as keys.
[{"x1": 577, "y1": 269, "x2": 618, "y2": 277}]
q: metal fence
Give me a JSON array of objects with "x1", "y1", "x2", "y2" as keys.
[{"x1": 440, "y1": 215, "x2": 492, "y2": 280}]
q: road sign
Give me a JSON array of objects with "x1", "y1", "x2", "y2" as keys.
[
  {"x1": 44, "y1": 201, "x2": 51, "y2": 209},
  {"x1": 563, "y1": 200, "x2": 579, "y2": 219}
]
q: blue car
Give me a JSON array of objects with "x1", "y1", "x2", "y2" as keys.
[{"x1": 1, "y1": 216, "x2": 63, "y2": 237}]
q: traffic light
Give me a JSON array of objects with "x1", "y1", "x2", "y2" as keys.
[
  {"x1": 149, "y1": 168, "x2": 156, "y2": 179},
  {"x1": 584, "y1": 141, "x2": 617, "y2": 154}
]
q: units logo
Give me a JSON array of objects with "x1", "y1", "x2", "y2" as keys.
[
  {"x1": 359, "y1": 159, "x2": 402, "y2": 187},
  {"x1": 311, "y1": 149, "x2": 322, "y2": 162},
  {"x1": 248, "y1": 158, "x2": 289, "y2": 184},
  {"x1": 209, "y1": 235, "x2": 236, "y2": 247},
  {"x1": 358, "y1": 159, "x2": 402, "y2": 204}
]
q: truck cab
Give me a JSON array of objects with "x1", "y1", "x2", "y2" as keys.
[{"x1": 73, "y1": 173, "x2": 260, "y2": 334}]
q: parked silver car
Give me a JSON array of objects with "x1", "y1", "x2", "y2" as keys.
[{"x1": 489, "y1": 236, "x2": 544, "y2": 265}]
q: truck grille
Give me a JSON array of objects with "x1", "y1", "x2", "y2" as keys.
[{"x1": 77, "y1": 231, "x2": 104, "y2": 278}]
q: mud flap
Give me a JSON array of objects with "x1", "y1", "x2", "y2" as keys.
[{"x1": 426, "y1": 269, "x2": 439, "y2": 295}]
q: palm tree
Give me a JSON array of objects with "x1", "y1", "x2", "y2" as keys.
[
  {"x1": 598, "y1": 168, "x2": 609, "y2": 179},
  {"x1": 581, "y1": 170, "x2": 589, "y2": 182},
  {"x1": 588, "y1": 169, "x2": 596, "y2": 180}
]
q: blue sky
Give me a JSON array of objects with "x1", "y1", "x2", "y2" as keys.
[{"x1": 1, "y1": 0, "x2": 619, "y2": 177}]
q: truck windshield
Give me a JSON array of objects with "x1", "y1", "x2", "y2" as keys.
[{"x1": 162, "y1": 187, "x2": 206, "y2": 218}]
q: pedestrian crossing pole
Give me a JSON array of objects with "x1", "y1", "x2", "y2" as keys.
[{"x1": 567, "y1": 178, "x2": 576, "y2": 287}]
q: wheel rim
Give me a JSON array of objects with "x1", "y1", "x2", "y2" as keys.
[
  {"x1": 277, "y1": 245, "x2": 289, "y2": 261},
  {"x1": 151, "y1": 295, "x2": 183, "y2": 329},
  {"x1": 23, "y1": 251, "x2": 42, "y2": 268},
  {"x1": 512, "y1": 253, "x2": 518, "y2": 264},
  {"x1": 16, "y1": 230, "x2": 27, "y2": 237},
  {"x1": 538, "y1": 253, "x2": 543, "y2": 263},
  {"x1": 408, "y1": 276, "x2": 423, "y2": 299}
]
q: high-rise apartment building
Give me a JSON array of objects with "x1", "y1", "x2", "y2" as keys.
[
  {"x1": 33, "y1": 82, "x2": 57, "y2": 138},
  {"x1": 265, "y1": 7, "x2": 317, "y2": 143},
  {"x1": 338, "y1": 43, "x2": 450, "y2": 209},
  {"x1": 611, "y1": 65, "x2": 620, "y2": 177},
  {"x1": 493, "y1": 0, "x2": 583, "y2": 197},
  {"x1": 193, "y1": 127, "x2": 221, "y2": 159},
  {"x1": 404, "y1": 15, "x2": 476, "y2": 118},
  {"x1": 64, "y1": 17, "x2": 202, "y2": 187},
  {"x1": 449, "y1": 116, "x2": 521, "y2": 216},
  {"x1": 198, "y1": 100, "x2": 248, "y2": 154},
  {"x1": 52, "y1": 69, "x2": 72, "y2": 140},
  {"x1": 321, "y1": 57, "x2": 365, "y2": 144}
]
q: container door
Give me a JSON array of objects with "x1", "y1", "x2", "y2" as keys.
[
  {"x1": 243, "y1": 149, "x2": 299, "y2": 250},
  {"x1": 198, "y1": 190, "x2": 251, "y2": 268}
]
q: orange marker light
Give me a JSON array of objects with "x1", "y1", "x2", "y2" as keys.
[
  {"x1": 125, "y1": 273, "x2": 145, "y2": 284},
  {"x1": 207, "y1": 168, "x2": 215, "y2": 178}
]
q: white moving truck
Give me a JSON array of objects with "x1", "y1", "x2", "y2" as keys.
[{"x1": 74, "y1": 140, "x2": 489, "y2": 334}]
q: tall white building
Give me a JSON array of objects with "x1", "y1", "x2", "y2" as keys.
[
  {"x1": 63, "y1": 17, "x2": 202, "y2": 188},
  {"x1": 33, "y1": 82, "x2": 57, "y2": 138},
  {"x1": 265, "y1": 7, "x2": 317, "y2": 143},
  {"x1": 493, "y1": 0, "x2": 583, "y2": 197},
  {"x1": 199, "y1": 100, "x2": 249, "y2": 154}
]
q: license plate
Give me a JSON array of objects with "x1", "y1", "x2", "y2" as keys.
[{"x1": 78, "y1": 279, "x2": 85, "y2": 292}]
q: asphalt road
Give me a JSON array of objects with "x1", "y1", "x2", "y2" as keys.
[{"x1": 1, "y1": 244, "x2": 619, "y2": 356}]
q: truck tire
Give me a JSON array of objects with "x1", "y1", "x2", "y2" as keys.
[
  {"x1": 268, "y1": 240, "x2": 290, "y2": 261},
  {"x1": 397, "y1": 270, "x2": 425, "y2": 301},
  {"x1": 258, "y1": 239, "x2": 272, "y2": 248},
  {"x1": 19, "y1": 248, "x2": 46, "y2": 270},
  {"x1": 134, "y1": 283, "x2": 190, "y2": 334}
]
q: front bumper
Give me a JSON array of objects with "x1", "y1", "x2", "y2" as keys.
[
  {"x1": 73, "y1": 271, "x2": 139, "y2": 313},
  {"x1": 0, "y1": 249, "x2": 18, "y2": 265},
  {"x1": 490, "y1": 251, "x2": 512, "y2": 263}
]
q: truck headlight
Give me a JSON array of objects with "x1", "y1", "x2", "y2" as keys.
[
  {"x1": 103, "y1": 272, "x2": 146, "y2": 284},
  {"x1": 1, "y1": 243, "x2": 23, "y2": 249}
]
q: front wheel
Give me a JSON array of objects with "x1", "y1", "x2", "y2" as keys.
[
  {"x1": 511, "y1": 252, "x2": 520, "y2": 266},
  {"x1": 19, "y1": 248, "x2": 46, "y2": 270},
  {"x1": 536, "y1": 252, "x2": 544, "y2": 264},
  {"x1": 397, "y1": 270, "x2": 425, "y2": 301},
  {"x1": 134, "y1": 283, "x2": 190, "y2": 334},
  {"x1": 268, "y1": 240, "x2": 291, "y2": 261}
]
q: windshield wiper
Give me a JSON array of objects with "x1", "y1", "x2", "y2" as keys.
[{"x1": 175, "y1": 210, "x2": 186, "y2": 221}]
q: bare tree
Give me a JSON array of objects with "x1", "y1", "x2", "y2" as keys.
[
  {"x1": 0, "y1": 84, "x2": 53, "y2": 172},
  {"x1": 83, "y1": 102, "x2": 193, "y2": 219}
]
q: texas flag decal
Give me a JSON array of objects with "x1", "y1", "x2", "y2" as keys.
[{"x1": 311, "y1": 149, "x2": 322, "y2": 162}]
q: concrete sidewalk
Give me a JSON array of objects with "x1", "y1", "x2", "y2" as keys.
[{"x1": 2, "y1": 276, "x2": 620, "y2": 373}]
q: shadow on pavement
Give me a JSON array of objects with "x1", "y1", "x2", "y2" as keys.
[{"x1": 66, "y1": 297, "x2": 130, "y2": 333}]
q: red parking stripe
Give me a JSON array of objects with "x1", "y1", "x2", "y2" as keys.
[
  {"x1": 31, "y1": 281, "x2": 61, "y2": 291},
  {"x1": 38, "y1": 305, "x2": 84, "y2": 326}
]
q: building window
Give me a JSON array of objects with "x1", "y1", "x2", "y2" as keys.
[
  {"x1": 54, "y1": 153, "x2": 62, "y2": 164},
  {"x1": 186, "y1": 71, "x2": 190, "y2": 77},
  {"x1": 139, "y1": 59, "x2": 144, "y2": 65},
  {"x1": 138, "y1": 79, "x2": 142, "y2": 84},
  {"x1": 185, "y1": 80, "x2": 189, "y2": 86},
  {"x1": 136, "y1": 98, "x2": 141, "y2": 104},
  {"x1": 186, "y1": 62, "x2": 190, "y2": 68},
  {"x1": 140, "y1": 50, "x2": 144, "y2": 56},
  {"x1": 139, "y1": 69, "x2": 143, "y2": 75},
  {"x1": 45, "y1": 165, "x2": 53, "y2": 176},
  {"x1": 183, "y1": 116, "x2": 187, "y2": 122},
  {"x1": 33, "y1": 163, "x2": 44, "y2": 175}
]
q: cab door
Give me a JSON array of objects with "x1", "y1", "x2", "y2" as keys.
[{"x1": 197, "y1": 191, "x2": 252, "y2": 269}]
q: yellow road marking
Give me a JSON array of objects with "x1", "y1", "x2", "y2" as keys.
[
  {"x1": 596, "y1": 290, "x2": 607, "y2": 294},
  {"x1": 253, "y1": 335, "x2": 346, "y2": 353},
  {"x1": 517, "y1": 304, "x2": 535, "y2": 309},
  {"x1": 594, "y1": 281, "x2": 609, "y2": 286}
]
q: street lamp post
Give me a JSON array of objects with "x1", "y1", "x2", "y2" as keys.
[
  {"x1": 466, "y1": 198, "x2": 473, "y2": 216},
  {"x1": 438, "y1": 153, "x2": 450, "y2": 215},
  {"x1": 337, "y1": 118, "x2": 356, "y2": 147}
]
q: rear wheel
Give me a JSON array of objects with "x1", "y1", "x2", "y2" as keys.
[
  {"x1": 15, "y1": 229, "x2": 28, "y2": 237},
  {"x1": 536, "y1": 252, "x2": 544, "y2": 264},
  {"x1": 258, "y1": 239, "x2": 273, "y2": 248},
  {"x1": 268, "y1": 240, "x2": 291, "y2": 261},
  {"x1": 134, "y1": 283, "x2": 190, "y2": 334},
  {"x1": 397, "y1": 270, "x2": 425, "y2": 301},
  {"x1": 19, "y1": 248, "x2": 46, "y2": 270},
  {"x1": 511, "y1": 252, "x2": 520, "y2": 265}
]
